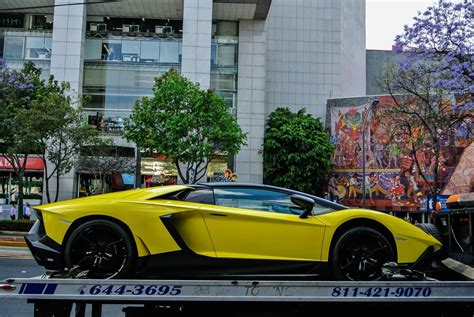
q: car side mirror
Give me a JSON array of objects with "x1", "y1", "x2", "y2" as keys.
[{"x1": 291, "y1": 194, "x2": 315, "y2": 219}]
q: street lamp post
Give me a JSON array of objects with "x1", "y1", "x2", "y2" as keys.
[{"x1": 362, "y1": 100, "x2": 379, "y2": 209}]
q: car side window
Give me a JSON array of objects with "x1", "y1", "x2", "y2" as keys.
[
  {"x1": 183, "y1": 189, "x2": 215, "y2": 205},
  {"x1": 213, "y1": 188, "x2": 304, "y2": 215}
]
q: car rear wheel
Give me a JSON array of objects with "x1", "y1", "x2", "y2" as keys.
[
  {"x1": 331, "y1": 227, "x2": 395, "y2": 281},
  {"x1": 65, "y1": 220, "x2": 136, "y2": 279}
]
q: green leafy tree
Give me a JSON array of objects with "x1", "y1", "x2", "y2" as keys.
[
  {"x1": 262, "y1": 108, "x2": 334, "y2": 195},
  {"x1": 124, "y1": 69, "x2": 246, "y2": 183},
  {"x1": 29, "y1": 92, "x2": 100, "y2": 203}
]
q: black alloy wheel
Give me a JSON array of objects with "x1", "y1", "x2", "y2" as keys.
[
  {"x1": 331, "y1": 227, "x2": 395, "y2": 281},
  {"x1": 65, "y1": 220, "x2": 136, "y2": 279}
]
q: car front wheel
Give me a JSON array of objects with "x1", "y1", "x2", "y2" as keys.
[
  {"x1": 65, "y1": 219, "x2": 136, "y2": 279},
  {"x1": 331, "y1": 226, "x2": 395, "y2": 281}
]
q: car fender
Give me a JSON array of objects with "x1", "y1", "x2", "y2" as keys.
[{"x1": 316, "y1": 209, "x2": 442, "y2": 264}]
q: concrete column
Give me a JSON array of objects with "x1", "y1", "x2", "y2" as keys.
[
  {"x1": 181, "y1": 0, "x2": 212, "y2": 89},
  {"x1": 49, "y1": 0, "x2": 86, "y2": 94},
  {"x1": 235, "y1": 20, "x2": 266, "y2": 183},
  {"x1": 46, "y1": 0, "x2": 87, "y2": 201}
]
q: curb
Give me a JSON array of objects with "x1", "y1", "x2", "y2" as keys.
[{"x1": 0, "y1": 246, "x2": 33, "y2": 259}]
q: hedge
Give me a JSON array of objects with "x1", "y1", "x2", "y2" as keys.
[{"x1": 0, "y1": 220, "x2": 35, "y2": 232}]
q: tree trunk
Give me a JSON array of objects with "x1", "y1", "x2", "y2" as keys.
[
  {"x1": 54, "y1": 171, "x2": 61, "y2": 202},
  {"x1": 42, "y1": 157, "x2": 52, "y2": 203},
  {"x1": 432, "y1": 148, "x2": 440, "y2": 210},
  {"x1": 17, "y1": 170, "x2": 24, "y2": 220}
]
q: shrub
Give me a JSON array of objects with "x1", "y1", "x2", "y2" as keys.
[{"x1": 0, "y1": 220, "x2": 35, "y2": 232}]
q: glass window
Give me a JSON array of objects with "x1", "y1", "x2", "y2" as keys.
[
  {"x1": 105, "y1": 40, "x2": 122, "y2": 61},
  {"x1": 25, "y1": 36, "x2": 51, "y2": 59},
  {"x1": 217, "y1": 44, "x2": 236, "y2": 66},
  {"x1": 211, "y1": 43, "x2": 217, "y2": 65},
  {"x1": 140, "y1": 40, "x2": 160, "y2": 61},
  {"x1": 160, "y1": 40, "x2": 180, "y2": 63},
  {"x1": 122, "y1": 40, "x2": 140, "y2": 62},
  {"x1": 213, "y1": 188, "x2": 304, "y2": 215},
  {"x1": 217, "y1": 21, "x2": 238, "y2": 36},
  {"x1": 85, "y1": 39, "x2": 103, "y2": 60},
  {"x1": 211, "y1": 73, "x2": 236, "y2": 91},
  {"x1": 4, "y1": 36, "x2": 24, "y2": 59},
  {"x1": 184, "y1": 189, "x2": 214, "y2": 205}
]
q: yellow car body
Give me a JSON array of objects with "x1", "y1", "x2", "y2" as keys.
[{"x1": 26, "y1": 183, "x2": 442, "y2": 280}]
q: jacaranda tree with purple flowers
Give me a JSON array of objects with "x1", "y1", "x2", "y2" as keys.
[
  {"x1": 0, "y1": 60, "x2": 45, "y2": 218},
  {"x1": 379, "y1": 0, "x2": 473, "y2": 208}
]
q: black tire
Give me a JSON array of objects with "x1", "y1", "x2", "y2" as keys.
[
  {"x1": 416, "y1": 223, "x2": 442, "y2": 242},
  {"x1": 331, "y1": 226, "x2": 395, "y2": 281},
  {"x1": 65, "y1": 220, "x2": 136, "y2": 279}
]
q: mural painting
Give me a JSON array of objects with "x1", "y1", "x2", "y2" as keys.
[{"x1": 327, "y1": 96, "x2": 473, "y2": 215}]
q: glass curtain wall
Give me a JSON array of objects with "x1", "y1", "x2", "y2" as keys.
[
  {"x1": 2, "y1": 31, "x2": 52, "y2": 60},
  {"x1": 208, "y1": 21, "x2": 239, "y2": 178},
  {"x1": 210, "y1": 21, "x2": 238, "y2": 115},
  {"x1": 83, "y1": 62, "x2": 180, "y2": 133}
]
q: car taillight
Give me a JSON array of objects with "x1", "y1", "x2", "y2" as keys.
[{"x1": 32, "y1": 209, "x2": 46, "y2": 235}]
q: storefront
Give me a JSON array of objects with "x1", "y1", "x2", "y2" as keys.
[
  {"x1": 141, "y1": 156, "x2": 177, "y2": 187},
  {"x1": 0, "y1": 157, "x2": 44, "y2": 205}
]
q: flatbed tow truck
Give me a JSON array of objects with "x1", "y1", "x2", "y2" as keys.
[
  {"x1": 2, "y1": 193, "x2": 474, "y2": 316},
  {"x1": 1, "y1": 262, "x2": 473, "y2": 317}
]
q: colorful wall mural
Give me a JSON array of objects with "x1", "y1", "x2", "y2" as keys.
[{"x1": 326, "y1": 96, "x2": 473, "y2": 216}]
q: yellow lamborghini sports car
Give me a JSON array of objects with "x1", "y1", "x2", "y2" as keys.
[{"x1": 26, "y1": 183, "x2": 442, "y2": 280}]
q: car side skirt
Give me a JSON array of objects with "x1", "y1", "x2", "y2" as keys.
[{"x1": 135, "y1": 251, "x2": 328, "y2": 278}]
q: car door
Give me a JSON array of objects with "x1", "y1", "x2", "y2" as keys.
[{"x1": 199, "y1": 187, "x2": 327, "y2": 262}]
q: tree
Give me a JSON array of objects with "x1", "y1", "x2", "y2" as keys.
[
  {"x1": 0, "y1": 60, "x2": 49, "y2": 218},
  {"x1": 28, "y1": 92, "x2": 100, "y2": 203},
  {"x1": 394, "y1": 0, "x2": 473, "y2": 106},
  {"x1": 380, "y1": 0, "x2": 473, "y2": 206},
  {"x1": 124, "y1": 69, "x2": 246, "y2": 184},
  {"x1": 262, "y1": 108, "x2": 334, "y2": 195}
]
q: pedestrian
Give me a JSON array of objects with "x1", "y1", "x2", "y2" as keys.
[
  {"x1": 23, "y1": 202, "x2": 31, "y2": 220},
  {"x1": 10, "y1": 203, "x2": 17, "y2": 220}
]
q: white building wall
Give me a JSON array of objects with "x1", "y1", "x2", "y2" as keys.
[
  {"x1": 265, "y1": 0, "x2": 366, "y2": 123},
  {"x1": 181, "y1": 0, "x2": 212, "y2": 89},
  {"x1": 235, "y1": 20, "x2": 266, "y2": 183}
]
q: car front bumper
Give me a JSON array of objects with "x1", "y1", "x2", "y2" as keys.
[{"x1": 25, "y1": 220, "x2": 64, "y2": 271}]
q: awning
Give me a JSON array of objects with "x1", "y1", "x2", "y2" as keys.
[{"x1": 0, "y1": 157, "x2": 44, "y2": 171}]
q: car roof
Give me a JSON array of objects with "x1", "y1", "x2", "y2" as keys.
[{"x1": 197, "y1": 182, "x2": 285, "y2": 190}]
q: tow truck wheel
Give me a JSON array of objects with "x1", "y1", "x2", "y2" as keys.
[
  {"x1": 416, "y1": 223, "x2": 443, "y2": 242},
  {"x1": 331, "y1": 227, "x2": 395, "y2": 281},
  {"x1": 65, "y1": 220, "x2": 136, "y2": 279}
]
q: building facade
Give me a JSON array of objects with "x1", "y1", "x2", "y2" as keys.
[{"x1": 0, "y1": 0, "x2": 366, "y2": 202}]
